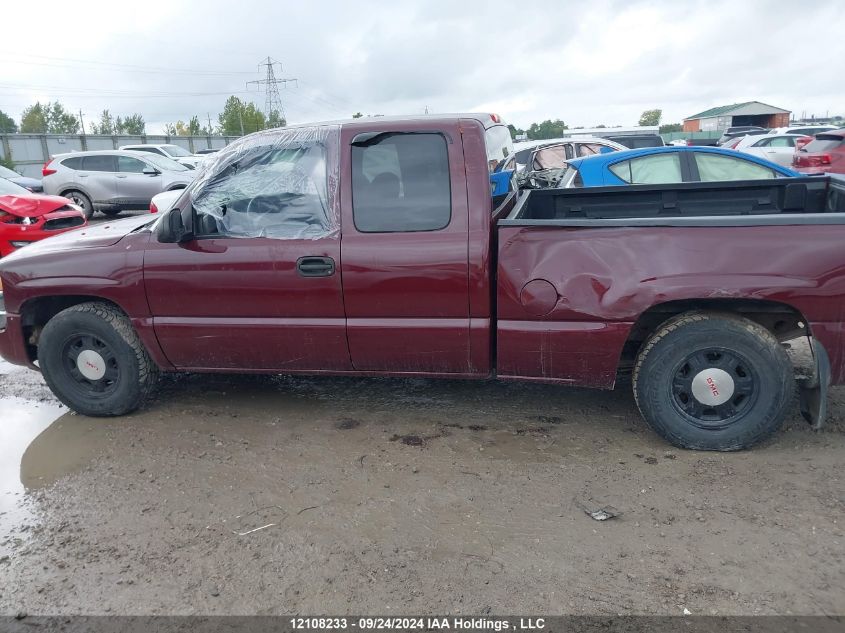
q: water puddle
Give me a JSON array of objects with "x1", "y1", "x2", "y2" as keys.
[{"x1": 0, "y1": 395, "x2": 65, "y2": 550}]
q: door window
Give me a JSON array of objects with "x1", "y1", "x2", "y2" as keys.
[
  {"x1": 694, "y1": 153, "x2": 777, "y2": 181},
  {"x1": 192, "y1": 142, "x2": 332, "y2": 239},
  {"x1": 351, "y1": 132, "x2": 451, "y2": 232},
  {"x1": 81, "y1": 155, "x2": 117, "y2": 172},
  {"x1": 609, "y1": 153, "x2": 683, "y2": 184},
  {"x1": 532, "y1": 145, "x2": 570, "y2": 170},
  {"x1": 118, "y1": 156, "x2": 148, "y2": 173}
]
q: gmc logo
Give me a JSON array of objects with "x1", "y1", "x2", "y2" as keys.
[{"x1": 706, "y1": 376, "x2": 719, "y2": 397}]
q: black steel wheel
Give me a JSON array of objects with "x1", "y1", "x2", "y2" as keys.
[
  {"x1": 38, "y1": 302, "x2": 159, "y2": 416},
  {"x1": 633, "y1": 312, "x2": 793, "y2": 451}
]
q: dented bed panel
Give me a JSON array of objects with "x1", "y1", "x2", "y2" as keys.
[{"x1": 496, "y1": 223, "x2": 845, "y2": 385}]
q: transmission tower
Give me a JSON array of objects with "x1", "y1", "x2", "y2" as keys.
[{"x1": 247, "y1": 57, "x2": 297, "y2": 127}]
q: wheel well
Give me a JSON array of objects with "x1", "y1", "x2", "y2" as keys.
[
  {"x1": 19, "y1": 295, "x2": 124, "y2": 362},
  {"x1": 619, "y1": 298, "x2": 808, "y2": 373}
]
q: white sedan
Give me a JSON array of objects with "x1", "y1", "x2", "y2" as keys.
[{"x1": 732, "y1": 133, "x2": 810, "y2": 168}]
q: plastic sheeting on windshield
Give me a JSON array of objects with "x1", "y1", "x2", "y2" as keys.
[{"x1": 187, "y1": 125, "x2": 340, "y2": 240}]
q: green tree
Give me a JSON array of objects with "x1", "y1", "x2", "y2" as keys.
[
  {"x1": 267, "y1": 109, "x2": 286, "y2": 128},
  {"x1": 352, "y1": 112, "x2": 364, "y2": 119},
  {"x1": 121, "y1": 114, "x2": 145, "y2": 135},
  {"x1": 0, "y1": 154, "x2": 16, "y2": 170},
  {"x1": 659, "y1": 122, "x2": 682, "y2": 133},
  {"x1": 90, "y1": 109, "x2": 114, "y2": 135},
  {"x1": 20, "y1": 102, "x2": 48, "y2": 133},
  {"x1": 507, "y1": 124, "x2": 524, "y2": 138},
  {"x1": 0, "y1": 110, "x2": 18, "y2": 133},
  {"x1": 526, "y1": 119, "x2": 567, "y2": 140},
  {"x1": 638, "y1": 109, "x2": 662, "y2": 127},
  {"x1": 217, "y1": 96, "x2": 266, "y2": 136},
  {"x1": 46, "y1": 102, "x2": 80, "y2": 133}
]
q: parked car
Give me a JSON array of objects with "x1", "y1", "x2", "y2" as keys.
[
  {"x1": 149, "y1": 188, "x2": 183, "y2": 214},
  {"x1": 792, "y1": 129, "x2": 845, "y2": 175},
  {"x1": 769, "y1": 125, "x2": 838, "y2": 137},
  {"x1": 0, "y1": 165, "x2": 43, "y2": 192},
  {"x1": 119, "y1": 144, "x2": 204, "y2": 169},
  {"x1": 0, "y1": 177, "x2": 86, "y2": 257},
  {"x1": 732, "y1": 133, "x2": 811, "y2": 168},
  {"x1": 503, "y1": 137, "x2": 626, "y2": 188},
  {"x1": 556, "y1": 146, "x2": 799, "y2": 188},
  {"x1": 717, "y1": 126, "x2": 768, "y2": 145},
  {"x1": 600, "y1": 133, "x2": 664, "y2": 149},
  {"x1": 42, "y1": 150, "x2": 195, "y2": 218},
  {"x1": 1, "y1": 114, "x2": 844, "y2": 451}
]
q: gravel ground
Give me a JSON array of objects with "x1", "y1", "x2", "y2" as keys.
[{"x1": 0, "y1": 362, "x2": 843, "y2": 616}]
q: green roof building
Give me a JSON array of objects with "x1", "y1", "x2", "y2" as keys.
[{"x1": 683, "y1": 101, "x2": 790, "y2": 132}]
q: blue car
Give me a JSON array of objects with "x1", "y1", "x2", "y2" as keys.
[{"x1": 557, "y1": 146, "x2": 800, "y2": 188}]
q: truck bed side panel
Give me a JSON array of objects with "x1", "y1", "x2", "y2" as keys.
[{"x1": 496, "y1": 224, "x2": 845, "y2": 386}]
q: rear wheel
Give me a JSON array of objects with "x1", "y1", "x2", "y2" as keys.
[
  {"x1": 38, "y1": 302, "x2": 159, "y2": 416},
  {"x1": 64, "y1": 190, "x2": 94, "y2": 219},
  {"x1": 633, "y1": 312, "x2": 793, "y2": 450}
]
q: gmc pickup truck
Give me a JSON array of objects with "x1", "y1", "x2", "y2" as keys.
[{"x1": 1, "y1": 113, "x2": 844, "y2": 451}]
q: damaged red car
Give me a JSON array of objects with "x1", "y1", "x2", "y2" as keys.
[{"x1": 0, "y1": 178, "x2": 87, "y2": 257}]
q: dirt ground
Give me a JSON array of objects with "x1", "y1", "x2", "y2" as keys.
[{"x1": 0, "y1": 360, "x2": 843, "y2": 616}]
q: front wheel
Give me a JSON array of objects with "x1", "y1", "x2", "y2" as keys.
[
  {"x1": 38, "y1": 302, "x2": 159, "y2": 416},
  {"x1": 633, "y1": 312, "x2": 793, "y2": 451}
]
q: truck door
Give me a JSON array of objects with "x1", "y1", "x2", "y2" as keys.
[
  {"x1": 143, "y1": 127, "x2": 352, "y2": 372},
  {"x1": 339, "y1": 123, "x2": 474, "y2": 374}
]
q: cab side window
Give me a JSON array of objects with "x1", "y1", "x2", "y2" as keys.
[
  {"x1": 609, "y1": 154, "x2": 683, "y2": 184},
  {"x1": 351, "y1": 133, "x2": 451, "y2": 232},
  {"x1": 81, "y1": 155, "x2": 117, "y2": 172},
  {"x1": 118, "y1": 156, "x2": 148, "y2": 173}
]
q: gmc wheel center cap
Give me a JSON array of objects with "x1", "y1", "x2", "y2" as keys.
[
  {"x1": 690, "y1": 368, "x2": 734, "y2": 406},
  {"x1": 77, "y1": 349, "x2": 106, "y2": 381}
]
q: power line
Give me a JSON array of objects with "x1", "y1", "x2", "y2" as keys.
[
  {"x1": 246, "y1": 57, "x2": 296, "y2": 126},
  {"x1": 1, "y1": 54, "x2": 253, "y2": 76}
]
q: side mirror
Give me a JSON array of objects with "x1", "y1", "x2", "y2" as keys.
[
  {"x1": 157, "y1": 208, "x2": 194, "y2": 244},
  {"x1": 143, "y1": 166, "x2": 160, "y2": 176}
]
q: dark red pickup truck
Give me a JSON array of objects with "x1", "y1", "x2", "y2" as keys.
[{"x1": 2, "y1": 113, "x2": 845, "y2": 451}]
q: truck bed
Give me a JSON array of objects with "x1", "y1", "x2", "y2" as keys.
[{"x1": 504, "y1": 176, "x2": 845, "y2": 225}]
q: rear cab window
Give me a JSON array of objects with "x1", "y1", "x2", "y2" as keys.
[
  {"x1": 803, "y1": 135, "x2": 845, "y2": 153},
  {"x1": 352, "y1": 132, "x2": 451, "y2": 232}
]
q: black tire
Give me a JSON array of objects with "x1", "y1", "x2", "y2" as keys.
[
  {"x1": 63, "y1": 190, "x2": 94, "y2": 219},
  {"x1": 100, "y1": 209, "x2": 122, "y2": 217},
  {"x1": 37, "y1": 302, "x2": 159, "y2": 416},
  {"x1": 633, "y1": 312, "x2": 793, "y2": 451}
]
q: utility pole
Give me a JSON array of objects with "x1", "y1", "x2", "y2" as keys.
[
  {"x1": 78, "y1": 110, "x2": 86, "y2": 136},
  {"x1": 207, "y1": 112, "x2": 213, "y2": 135},
  {"x1": 246, "y1": 57, "x2": 297, "y2": 128}
]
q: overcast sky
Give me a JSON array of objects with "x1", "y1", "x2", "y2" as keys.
[{"x1": 2, "y1": 0, "x2": 843, "y2": 134}]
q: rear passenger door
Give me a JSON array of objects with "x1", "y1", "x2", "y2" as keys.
[
  {"x1": 78, "y1": 155, "x2": 118, "y2": 205},
  {"x1": 339, "y1": 124, "x2": 475, "y2": 374}
]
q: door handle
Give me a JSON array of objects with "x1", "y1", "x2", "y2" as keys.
[
  {"x1": 116, "y1": 175, "x2": 127, "y2": 178},
  {"x1": 296, "y1": 256, "x2": 335, "y2": 277}
]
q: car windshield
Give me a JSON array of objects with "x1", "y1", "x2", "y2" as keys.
[
  {"x1": 0, "y1": 177, "x2": 31, "y2": 195},
  {"x1": 142, "y1": 153, "x2": 190, "y2": 172},
  {"x1": 161, "y1": 144, "x2": 193, "y2": 157},
  {"x1": 0, "y1": 165, "x2": 19, "y2": 178}
]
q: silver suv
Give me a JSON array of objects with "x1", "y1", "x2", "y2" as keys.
[{"x1": 42, "y1": 150, "x2": 195, "y2": 218}]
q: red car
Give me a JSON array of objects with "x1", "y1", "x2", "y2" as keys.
[
  {"x1": 793, "y1": 129, "x2": 845, "y2": 175},
  {"x1": 0, "y1": 177, "x2": 87, "y2": 257}
]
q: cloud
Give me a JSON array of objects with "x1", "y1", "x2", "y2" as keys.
[{"x1": 1, "y1": 0, "x2": 842, "y2": 133}]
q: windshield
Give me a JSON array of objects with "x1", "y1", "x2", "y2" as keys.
[
  {"x1": 0, "y1": 177, "x2": 31, "y2": 195},
  {"x1": 485, "y1": 125, "x2": 513, "y2": 172},
  {"x1": 142, "y1": 153, "x2": 190, "y2": 172},
  {"x1": 0, "y1": 165, "x2": 19, "y2": 178},
  {"x1": 161, "y1": 144, "x2": 193, "y2": 157}
]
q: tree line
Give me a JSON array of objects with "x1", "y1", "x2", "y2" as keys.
[
  {"x1": 507, "y1": 109, "x2": 682, "y2": 140},
  {"x1": 0, "y1": 96, "x2": 287, "y2": 137}
]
